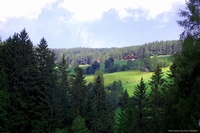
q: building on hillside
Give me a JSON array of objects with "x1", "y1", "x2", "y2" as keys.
[{"x1": 123, "y1": 54, "x2": 137, "y2": 60}]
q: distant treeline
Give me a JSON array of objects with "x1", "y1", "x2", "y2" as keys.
[{"x1": 52, "y1": 40, "x2": 182, "y2": 67}]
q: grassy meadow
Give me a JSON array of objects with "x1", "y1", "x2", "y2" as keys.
[{"x1": 85, "y1": 66, "x2": 170, "y2": 97}]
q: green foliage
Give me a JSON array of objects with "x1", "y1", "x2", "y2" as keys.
[
  {"x1": 85, "y1": 61, "x2": 100, "y2": 74},
  {"x1": 35, "y1": 37, "x2": 59, "y2": 132},
  {"x1": 0, "y1": 45, "x2": 9, "y2": 132},
  {"x1": 57, "y1": 54, "x2": 71, "y2": 128},
  {"x1": 52, "y1": 40, "x2": 181, "y2": 67},
  {"x1": 0, "y1": 90, "x2": 9, "y2": 132},
  {"x1": 133, "y1": 78, "x2": 150, "y2": 133},
  {"x1": 1, "y1": 7, "x2": 198, "y2": 132},
  {"x1": 85, "y1": 67, "x2": 170, "y2": 96},
  {"x1": 178, "y1": 0, "x2": 200, "y2": 39},
  {"x1": 55, "y1": 127, "x2": 69, "y2": 133},
  {"x1": 104, "y1": 57, "x2": 115, "y2": 73},
  {"x1": 70, "y1": 66, "x2": 87, "y2": 120},
  {"x1": 124, "y1": 55, "x2": 171, "y2": 72},
  {"x1": 1, "y1": 29, "x2": 38, "y2": 133},
  {"x1": 87, "y1": 70, "x2": 115, "y2": 133},
  {"x1": 116, "y1": 90, "x2": 136, "y2": 133},
  {"x1": 168, "y1": 38, "x2": 200, "y2": 129},
  {"x1": 165, "y1": 0, "x2": 200, "y2": 129},
  {"x1": 0, "y1": 70, "x2": 9, "y2": 132},
  {"x1": 71, "y1": 116, "x2": 91, "y2": 133},
  {"x1": 149, "y1": 64, "x2": 166, "y2": 132},
  {"x1": 107, "y1": 80, "x2": 124, "y2": 108}
]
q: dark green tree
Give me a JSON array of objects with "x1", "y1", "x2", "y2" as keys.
[
  {"x1": 2, "y1": 29, "x2": 38, "y2": 133},
  {"x1": 107, "y1": 80, "x2": 124, "y2": 108},
  {"x1": 90, "y1": 70, "x2": 114, "y2": 133},
  {"x1": 85, "y1": 82, "x2": 94, "y2": 130},
  {"x1": 92, "y1": 61, "x2": 100, "y2": 72},
  {"x1": 0, "y1": 46, "x2": 9, "y2": 132},
  {"x1": 178, "y1": 0, "x2": 200, "y2": 39},
  {"x1": 148, "y1": 64, "x2": 165, "y2": 132},
  {"x1": 104, "y1": 57, "x2": 115, "y2": 73},
  {"x1": 133, "y1": 78, "x2": 150, "y2": 133},
  {"x1": 71, "y1": 116, "x2": 91, "y2": 133},
  {"x1": 166, "y1": 0, "x2": 200, "y2": 130},
  {"x1": 35, "y1": 37, "x2": 58, "y2": 133},
  {"x1": 169, "y1": 38, "x2": 200, "y2": 129},
  {"x1": 86, "y1": 61, "x2": 100, "y2": 74},
  {"x1": 116, "y1": 89, "x2": 136, "y2": 133},
  {"x1": 69, "y1": 66, "x2": 87, "y2": 120},
  {"x1": 57, "y1": 54, "x2": 71, "y2": 129}
]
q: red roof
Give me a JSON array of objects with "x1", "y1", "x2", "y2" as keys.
[{"x1": 123, "y1": 55, "x2": 136, "y2": 60}]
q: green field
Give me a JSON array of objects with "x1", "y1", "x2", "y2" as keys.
[{"x1": 85, "y1": 67, "x2": 170, "y2": 97}]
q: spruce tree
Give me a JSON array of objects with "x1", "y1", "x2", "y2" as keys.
[
  {"x1": 35, "y1": 37, "x2": 58, "y2": 133},
  {"x1": 69, "y1": 66, "x2": 87, "y2": 120},
  {"x1": 116, "y1": 89, "x2": 136, "y2": 133},
  {"x1": 0, "y1": 45, "x2": 9, "y2": 132},
  {"x1": 177, "y1": 0, "x2": 200, "y2": 39},
  {"x1": 2, "y1": 29, "x2": 37, "y2": 133},
  {"x1": 133, "y1": 78, "x2": 150, "y2": 133},
  {"x1": 167, "y1": 0, "x2": 200, "y2": 130},
  {"x1": 90, "y1": 70, "x2": 114, "y2": 133},
  {"x1": 85, "y1": 82, "x2": 94, "y2": 130},
  {"x1": 57, "y1": 54, "x2": 71, "y2": 128},
  {"x1": 71, "y1": 116, "x2": 91, "y2": 133},
  {"x1": 169, "y1": 38, "x2": 200, "y2": 129},
  {"x1": 149, "y1": 64, "x2": 165, "y2": 132}
]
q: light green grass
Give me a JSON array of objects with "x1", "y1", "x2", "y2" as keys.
[{"x1": 85, "y1": 67, "x2": 170, "y2": 97}]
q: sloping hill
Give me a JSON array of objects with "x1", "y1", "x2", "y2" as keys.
[{"x1": 85, "y1": 67, "x2": 170, "y2": 96}]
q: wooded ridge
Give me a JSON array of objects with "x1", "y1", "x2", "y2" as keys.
[{"x1": 51, "y1": 40, "x2": 182, "y2": 67}]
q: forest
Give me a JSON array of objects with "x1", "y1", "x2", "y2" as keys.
[
  {"x1": 0, "y1": 0, "x2": 200, "y2": 132},
  {"x1": 51, "y1": 40, "x2": 181, "y2": 67}
]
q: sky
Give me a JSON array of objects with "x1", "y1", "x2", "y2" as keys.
[{"x1": 0, "y1": 0, "x2": 186, "y2": 48}]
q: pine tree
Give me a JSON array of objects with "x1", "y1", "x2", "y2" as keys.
[
  {"x1": 149, "y1": 64, "x2": 165, "y2": 132},
  {"x1": 35, "y1": 37, "x2": 58, "y2": 133},
  {"x1": 167, "y1": 0, "x2": 200, "y2": 130},
  {"x1": 57, "y1": 54, "x2": 71, "y2": 128},
  {"x1": 133, "y1": 78, "x2": 150, "y2": 133},
  {"x1": 85, "y1": 82, "x2": 94, "y2": 130},
  {"x1": 2, "y1": 29, "x2": 38, "y2": 133},
  {"x1": 177, "y1": 0, "x2": 200, "y2": 39},
  {"x1": 69, "y1": 66, "x2": 87, "y2": 120},
  {"x1": 169, "y1": 38, "x2": 200, "y2": 129},
  {"x1": 107, "y1": 80, "x2": 124, "y2": 109},
  {"x1": 71, "y1": 116, "x2": 91, "y2": 133},
  {"x1": 0, "y1": 45, "x2": 9, "y2": 132},
  {"x1": 89, "y1": 70, "x2": 114, "y2": 133},
  {"x1": 116, "y1": 89, "x2": 136, "y2": 133}
]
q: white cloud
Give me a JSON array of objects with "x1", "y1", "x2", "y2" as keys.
[
  {"x1": 0, "y1": 0, "x2": 185, "y2": 23},
  {"x1": 59, "y1": 0, "x2": 185, "y2": 22},
  {"x1": 0, "y1": 0, "x2": 57, "y2": 22},
  {"x1": 67, "y1": 23, "x2": 106, "y2": 48}
]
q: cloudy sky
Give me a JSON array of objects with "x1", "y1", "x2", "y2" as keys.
[{"x1": 0, "y1": 0, "x2": 186, "y2": 48}]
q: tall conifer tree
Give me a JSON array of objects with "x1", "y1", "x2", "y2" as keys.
[
  {"x1": 116, "y1": 89, "x2": 135, "y2": 133},
  {"x1": 133, "y1": 78, "x2": 150, "y2": 133},
  {"x1": 148, "y1": 64, "x2": 165, "y2": 132},
  {"x1": 69, "y1": 66, "x2": 87, "y2": 120},
  {"x1": 57, "y1": 54, "x2": 71, "y2": 128},
  {"x1": 89, "y1": 70, "x2": 114, "y2": 133},
  {"x1": 35, "y1": 37, "x2": 58, "y2": 133},
  {"x1": 167, "y1": 0, "x2": 200, "y2": 130},
  {"x1": 1, "y1": 29, "x2": 38, "y2": 133}
]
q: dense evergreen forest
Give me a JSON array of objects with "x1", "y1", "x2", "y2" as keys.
[
  {"x1": 51, "y1": 40, "x2": 182, "y2": 67},
  {"x1": 0, "y1": 0, "x2": 200, "y2": 132}
]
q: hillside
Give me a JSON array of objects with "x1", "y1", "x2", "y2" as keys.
[
  {"x1": 51, "y1": 40, "x2": 181, "y2": 67},
  {"x1": 85, "y1": 66, "x2": 170, "y2": 96}
]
